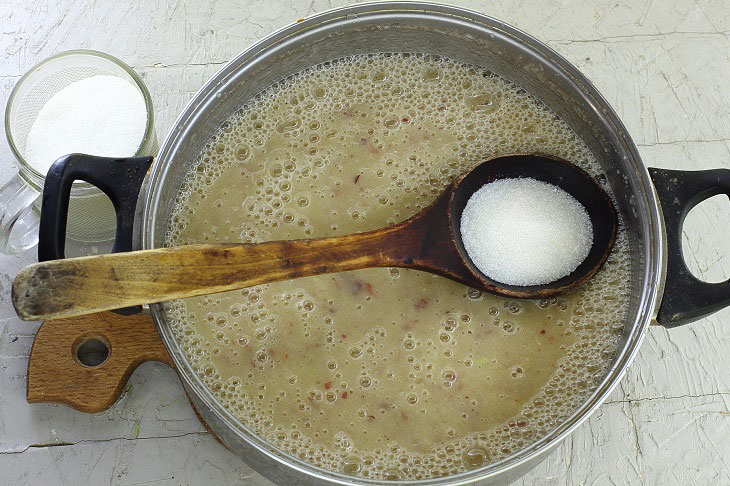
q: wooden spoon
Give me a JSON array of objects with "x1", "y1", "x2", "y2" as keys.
[{"x1": 12, "y1": 154, "x2": 617, "y2": 321}]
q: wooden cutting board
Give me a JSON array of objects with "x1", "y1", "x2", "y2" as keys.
[{"x1": 27, "y1": 311, "x2": 173, "y2": 413}]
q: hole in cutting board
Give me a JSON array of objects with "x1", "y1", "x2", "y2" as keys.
[{"x1": 74, "y1": 335, "x2": 110, "y2": 367}]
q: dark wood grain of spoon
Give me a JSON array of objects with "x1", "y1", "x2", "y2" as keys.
[{"x1": 12, "y1": 154, "x2": 617, "y2": 321}]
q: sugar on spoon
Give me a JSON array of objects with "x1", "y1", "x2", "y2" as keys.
[{"x1": 12, "y1": 154, "x2": 617, "y2": 321}]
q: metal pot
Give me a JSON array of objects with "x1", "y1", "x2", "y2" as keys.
[{"x1": 36, "y1": 2, "x2": 730, "y2": 485}]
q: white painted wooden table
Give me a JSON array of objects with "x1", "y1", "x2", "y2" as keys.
[{"x1": 1, "y1": 1, "x2": 729, "y2": 484}]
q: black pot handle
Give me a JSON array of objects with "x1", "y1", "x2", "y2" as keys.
[
  {"x1": 38, "y1": 153, "x2": 153, "y2": 315},
  {"x1": 649, "y1": 167, "x2": 730, "y2": 327}
]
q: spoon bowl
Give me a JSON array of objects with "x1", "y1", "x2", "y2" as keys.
[
  {"x1": 449, "y1": 154, "x2": 617, "y2": 298},
  {"x1": 12, "y1": 154, "x2": 618, "y2": 321}
]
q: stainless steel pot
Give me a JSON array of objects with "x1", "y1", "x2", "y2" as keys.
[{"x1": 36, "y1": 2, "x2": 730, "y2": 485}]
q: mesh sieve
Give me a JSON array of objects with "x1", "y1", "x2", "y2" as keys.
[
  {"x1": 11, "y1": 66, "x2": 111, "y2": 157},
  {"x1": 5, "y1": 50, "x2": 156, "y2": 243}
]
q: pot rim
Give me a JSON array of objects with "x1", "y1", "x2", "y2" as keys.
[{"x1": 139, "y1": 2, "x2": 664, "y2": 484}]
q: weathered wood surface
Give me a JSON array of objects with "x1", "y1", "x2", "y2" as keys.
[
  {"x1": 13, "y1": 153, "x2": 618, "y2": 322},
  {"x1": 1, "y1": 0, "x2": 730, "y2": 485},
  {"x1": 11, "y1": 196, "x2": 467, "y2": 321},
  {"x1": 26, "y1": 312, "x2": 172, "y2": 413}
]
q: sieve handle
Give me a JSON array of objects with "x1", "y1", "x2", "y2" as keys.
[
  {"x1": 0, "y1": 173, "x2": 41, "y2": 255},
  {"x1": 38, "y1": 153, "x2": 153, "y2": 315},
  {"x1": 649, "y1": 167, "x2": 730, "y2": 327}
]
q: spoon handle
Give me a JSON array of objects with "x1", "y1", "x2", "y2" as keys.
[
  {"x1": 13, "y1": 190, "x2": 481, "y2": 321},
  {"x1": 13, "y1": 226, "x2": 413, "y2": 321}
]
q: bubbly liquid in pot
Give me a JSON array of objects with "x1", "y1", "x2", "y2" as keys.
[{"x1": 163, "y1": 53, "x2": 630, "y2": 480}]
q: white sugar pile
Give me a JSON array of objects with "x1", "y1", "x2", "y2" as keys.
[
  {"x1": 24, "y1": 74, "x2": 147, "y2": 175},
  {"x1": 460, "y1": 178, "x2": 593, "y2": 286}
]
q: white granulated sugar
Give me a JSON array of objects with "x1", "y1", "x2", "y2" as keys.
[
  {"x1": 24, "y1": 74, "x2": 147, "y2": 175},
  {"x1": 460, "y1": 177, "x2": 593, "y2": 286}
]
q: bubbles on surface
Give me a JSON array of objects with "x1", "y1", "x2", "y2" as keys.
[{"x1": 163, "y1": 53, "x2": 631, "y2": 480}]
